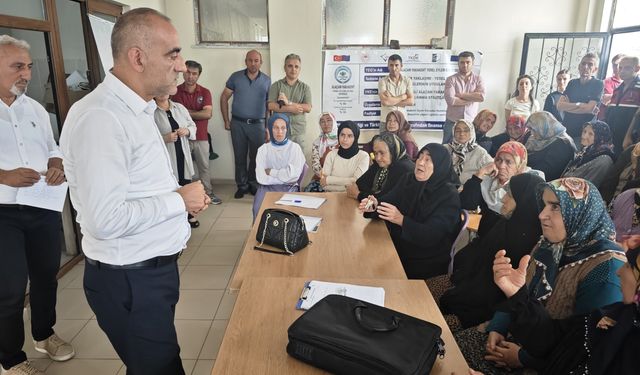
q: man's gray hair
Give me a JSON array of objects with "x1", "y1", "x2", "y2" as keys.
[
  {"x1": 284, "y1": 53, "x2": 301, "y2": 64},
  {"x1": 0, "y1": 35, "x2": 31, "y2": 51},
  {"x1": 111, "y1": 7, "x2": 170, "y2": 60}
]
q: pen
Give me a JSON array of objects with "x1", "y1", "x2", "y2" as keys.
[{"x1": 280, "y1": 199, "x2": 302, "y2": 203}]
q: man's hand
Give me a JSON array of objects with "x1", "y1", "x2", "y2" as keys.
[
  {"x1": 163, "y1": 131, "x2": 178, "y2": 143},
  {"x1": 176, "y1": 127, "x2": 189, "y2": 137},
  {"x1": 224, "y1": 120, "x2": 231, "y2": 131},
  {"x1": 0, "y1": 168, "x2": 41, "y2": 187},
  {"x1": 277, "y1": 92, "x2": 289, "y2": 105},
  {"x1": 177, "y1": 181, "x2": 210, "y2": 216},
  {"x1": 45, "y1": 166, "x2": 65, "y2": 186},
  {"x1": 377, "y1": 202, "x2": 404, "y2": 225}
]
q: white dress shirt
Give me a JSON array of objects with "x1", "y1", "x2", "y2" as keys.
[
  {"x1": 0, "y1": 94, "x2": 62, "y2": 204},
  {"x1": 60, "y1": 72, "x2": 189, "y2": 265}
]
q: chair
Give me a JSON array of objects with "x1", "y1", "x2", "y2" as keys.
[
  {"x1": 296, "y1": 163, "x2": 310, "y2": 192},
  {"x1": 447, "y1": 209, "x2": 469, "y2": 275}
]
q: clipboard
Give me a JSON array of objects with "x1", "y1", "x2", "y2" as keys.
[{"x1": 296, "y1": 280, "x2": 385, "y2": 310}]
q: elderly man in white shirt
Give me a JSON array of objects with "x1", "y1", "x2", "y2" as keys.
[
  {"x1": 60, "y1": 9, "x2": 209, "y2": 375},
  {"x1": 0, "y1": 35, "x2": 73, "y2": 375}
]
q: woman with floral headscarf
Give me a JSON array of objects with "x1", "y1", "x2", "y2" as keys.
[
  {"x1": 459, "y1": 141, "x2": 544, "y2": 239},
  {"x1": 305, "y1": 112, "x2": 338, "y2": 192},
  {"x1": 561, "y1": 121, "x2": 614, "y2": 188},
  {"x1": 445, "y1": 119, "x2": 493, "y2": 184},
  {"x1": 461, "y1": 178, "x2": 625, "y2": 373},
  {"x1": 489, "y1": 115, "x2": 531, "y2": 157},
  {"x1": 346, "y1": 132, "x2": 414, "y2": 201},
  {"x1": 362, "y1": 111, "x2": 419, "y2": 161},
  {"x1": 252, "y1": 113, "x2": 305, "y2": 218},
  {"x1": 525, "y1": 111, "x2": 576, "y2": 180},
  {"x1": 485, "y1": 234, "x2": 640, "y2": 374}
]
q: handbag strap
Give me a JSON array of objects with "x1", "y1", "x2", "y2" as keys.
[{"x1": 353, "y1": 302, "x2": 400, "y2": 332}]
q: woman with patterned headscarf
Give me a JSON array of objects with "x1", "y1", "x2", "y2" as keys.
[
  {"x1": 346, "y1": 133, "x2": 415, "y2": 201},
  {"x1": 252, "y1": 113, "x2": 305, "y2": 218},
  {"x1": 459, "y1": 141, "x2": 544, "y2": 239},
  {"x1": 561, "y1": 121, "x2": 614, "y2": 188},
  {"x1": 489, "y1": 114, "x2": 531, "y2": 156},
  {"x1": 445, "y1": 119, "x2": 493, "y2": 184},
  {"x1": 525, "y1": 111, "x2": 576, "y2": 180},
  {"x1": 486, "y1": 233, "x2": 640, "y2": 374},
  {"x1": 470, "y1": 178, "x2": 626, "y2": 373},
  {"x1": 305, "y1": 112, "x2": 338, "y2": 192}
]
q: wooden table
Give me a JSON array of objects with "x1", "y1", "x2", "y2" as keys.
[
  {"x1": 229, "y1": 192, "x2": 407, "y2": 291},
  {"x1": 213, "y1": 277, "x2": 469, "y2": 375}
]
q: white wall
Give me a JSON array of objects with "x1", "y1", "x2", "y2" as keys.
[{"x1": 117, "y1": 0, "x2": 604, "y2": 181}]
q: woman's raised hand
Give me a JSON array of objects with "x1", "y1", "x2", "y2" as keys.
[{"x1": 492, "y1": 250, "x2": 530, "y2": 298}]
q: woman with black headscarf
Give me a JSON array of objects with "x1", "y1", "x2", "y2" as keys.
[
  {"x1": 439, "y1": 173, "x2": 546, "y2": 329},
  {"x1": 346, "y1": 132, "x2": 414, "y2": 201},
  {"x1": 561, "y1": 120, "x2": 614, "y2": 188},
  {"x1": 359, "y1": 143, "x2": 461, "y2": 278},
  {"x1": 320, "y1": 121, "x2": 369, "y2": 192}
]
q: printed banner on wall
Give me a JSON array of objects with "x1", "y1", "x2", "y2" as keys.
[{"x1": 322, "y1": 49, "x2": 482, "y2": 130}]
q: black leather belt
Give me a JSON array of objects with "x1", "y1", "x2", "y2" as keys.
[
  {"x1": 85, "y1": 252, "x2": 181, "y2": 270},
  {"x1": 232, "y1": 115, "x2": 265, "y2": 124}
]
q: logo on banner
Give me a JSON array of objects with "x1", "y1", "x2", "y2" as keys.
[
  {"x1": 407, "y1": 53, "x2": 420, "y2": 62},
  {"x1": 333, "y1": 55, "x2": 351, "y2": 62},
  {"x1": 334, "y1": 66, "x2": 352, "y2": 83},
  {"x1": 432, "y1": 53, "x2": 440, "y2": 63}
]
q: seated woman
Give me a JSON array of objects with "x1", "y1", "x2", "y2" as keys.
[
  {"x1": 485, "y1": 236, "x2": 640, "y2": 374},
  {"x1": 253, "y1": 114, "x2": 305, "y2": 218},
  {"x1": 504, "y1": 74, "x2": 540, "y2": 120},
  {"x1": 473, "y1": 109, "x2": 498, "y2": 152},
  {"x1": 489, "y1": 115, "x2": 530, "y2": 156},
  {"x1": 561, "y1": 121, "x2": 614, "y2": 188},
  {"x1": 525, "y1": 111, "x2": 576, "y2": 181},
  {"x1": 610, "y1": 188, "x2": 640, "y2": 242},
  {"x1": 346, "y1": 133, "x2": 415, "y2": 201},
  {"x1": 457, "y1": 178, "x2": 626, "y2": 374},
  {"x1": 439, "y1": 173, "x2": 545, "y2": 329},
  {"x1": 320, "y1": 121, "x2": 369, "y2": 192},
  {"x1": 363, "y1": 111, "x2": 419, "y2": 161},
  {"x1": 154, "y1": 94, "x2": 199, "y2": 227},
  {"x1": 459, "y1": 141, "x2": 542, "y2": 239},
  {"x1": 359, "y1": 143, "x2": 461, "y2": 279},
  {"x1": 599, "y1": 142, "x2": 640, "y2": 203},
  {"x1": 305, "y1": 112, "x2": 338, "y2": 192},
  {"x1": 445, "y1": 119, "x2": 493, "y2": 184}
]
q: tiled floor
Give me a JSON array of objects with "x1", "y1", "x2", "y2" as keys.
[{"x1": 22, "y1": 184, "x2": 250, "y2": 375}]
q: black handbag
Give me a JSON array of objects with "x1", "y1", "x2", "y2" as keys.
[
  {"x1": 287, "y1": 295, "x2": 445, "y2": 375},
  {"x1": 254, "y1": 208, "x2": 309, "y2": 255}
]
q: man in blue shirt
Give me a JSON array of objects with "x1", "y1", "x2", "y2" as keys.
[{"x1": 220, "y1": 50, "x2": 271, "y2": 199}]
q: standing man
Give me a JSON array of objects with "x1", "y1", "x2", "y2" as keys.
[
  {"x1": 557, "y1": 52, "x2": 604, "y2": 141},
  {"x1": 0, "y1": 35, "x2": 74, "y2": 375},
  {"x1": 378, "y1": 54, "x2": 414, "y2": 131},
  {"x1": 608, "y1": 56, "x2": 640, "y2": 154},
  {"x1": 443, "y1": 51, "x2": 485, "y2": 144},
  {"x1": 60, "y1": 9, "x2": 210, "y2": 375},
  {"x1": 268, "y1": 54, "x2": 312, "y2": 151},
  {"x1": 543, "y1": 69, "x2": 570, "y2": 122},
  {"x1": 172, "y1": 60, "x2": 221, "y2": 204},
  {"x1": 220, "y1": 50, "x2": 271, "y2": 199}
]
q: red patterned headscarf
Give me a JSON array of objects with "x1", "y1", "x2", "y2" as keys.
[{"x1": 495, "y1": 141, "x2": 528, "y2": 173}]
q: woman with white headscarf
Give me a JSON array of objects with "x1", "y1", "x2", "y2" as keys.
[{"x1": 445, "y1": 119, "x2": 493, "y2": 184}]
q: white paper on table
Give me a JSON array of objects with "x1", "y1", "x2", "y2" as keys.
[
  {"x1": 296, "y1": 280, "x2": 385, "y2": 310},
  {"x1": 15, "y1": 176, "x2": 68, "y2": 212},
  {"x1": 300, "y1": 215, "x2": 322, "y2": 232},
  {"x1": 275, "y1": 193, "x2": 326, "y2": 209}
]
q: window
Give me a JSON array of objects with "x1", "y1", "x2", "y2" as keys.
[
  {"x1": 605, "y1": 0, "x2": 640, "y2": 76},
  {"x1": 196, "y1": 0, "x2": 269, "y2": 44},
  {"x1": 324, "y1": 0, "x2": 453, "y2": 47}
]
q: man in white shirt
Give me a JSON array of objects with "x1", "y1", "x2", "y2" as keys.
[
  {"x1": 378, "y1": 54, "x2": 414, "y2": 131},
  {"x1": 60, "y1": 8, "x2": 209, "y2": 375},
  {"x1": 0, "y1": 35, "x2": 74, "y2": 375}
]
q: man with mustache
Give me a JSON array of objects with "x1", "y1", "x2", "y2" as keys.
[{"x1": 0, "y1": 35, "x2": 73, "y2": 375}]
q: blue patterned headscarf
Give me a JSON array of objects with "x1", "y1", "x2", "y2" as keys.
[
  {"x1": 528, "y1": 177, "x2": 623, "y2": 300},
  {"x1": 267, "y1": 113, "x2": 290, "y2": 146},
  {"x1": 525, "y1": 111, "x2": 576, "y2": 152}
]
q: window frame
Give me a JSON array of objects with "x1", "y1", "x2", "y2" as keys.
[
  {"x1": 322, "y1": 0, "x2": 455, "y2": 49},
  {"x1": 194, "y1": 0, "x2": 271, "y2": 46}
]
